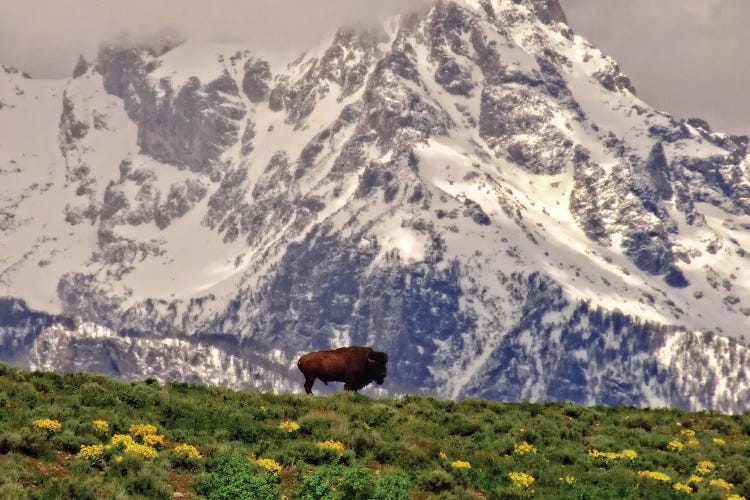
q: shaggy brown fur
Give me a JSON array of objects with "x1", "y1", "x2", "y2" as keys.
[{"x1": 297, "y1": 346, "x2": 388, "y2": 394}]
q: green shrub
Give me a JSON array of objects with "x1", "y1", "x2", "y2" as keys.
[
  {"x1": 0, "y1": 455, "x2": 29, "y2": 486},
  {"x1": 289, "y1": 441, "x2": 331, "y2": 465},
  {"x1": 739, "y1": 417, "x2": 750, "y2": 436},
  {"x1": 226, "y1": 413, "x2": 263, "y2": 443},
  {"x1": 10, "y1": 382, "x2": 41, "y2": 408},
  {"x1": 54, "y1": 476, "x2": 101, "y2": 500},
  {"x1": 294, "y1": 469, "x2": 336, "y2": 500},
  {"x1": 363, "y1": 404, "x2": 397, "y2": 427},
  {"x1": 338, "y1": 468, "x2": 375, "y2": 500},
  {"x1": 195, "y1": 452, "x2": 279, "y2": 500},
  {"x1": 125, "y1": 462, "x2": 173, "y2": 499},
  {"x1": 30, "y1": 374, "x2": 55, "y2": 394},
  {"x1": 547, "y1": 442, "x2": 580, "y2": 465},
  {"x1": 166, "y1": 449, "x2": 202, "y2": 472},
  {"x1": 374, "y1": 441, "x2": 429, "y2": 470},
  {"x1": 299, "y1": 412, "x2": 348, "y2": 440},
  {"x1": 0, "y1": 483, "x2": 29, "y2": 500},
  {"x1": 722, "y1": 457, "x2": 750, "y2": 485},
  {"x1": 349, "y1": 429, "x2": 377, "y2": 458},
  {"x1": 79, "y1": 382, "x2": 116, "y2": 407},
  {"x1": 492, "y1": 419, "x2": 513, "y2": 434},
  {"x1": 372, "y1": 441, "x2": 397, "y2": 464},
  {"x1": 446, "y1": 414, "x2": 481, "y2": 437},
  {"x1": 373, "y1": 473, "x2": 411, "y2": 500},
  {"x1": 0, "y1": 431, "x2": 23, "y2": 454},
  {"x1": 52, "y1": 429, "x2": 85, "y2": 454},
  {"x1": 526, "y1": 403, "x2": 542, "y2": 418},
  {"x1": 69, "y1": 457, "x2": 96, "y2": 476},
  {"x1": 737, "y1": 478, "x2": 750, "y2": 498},
  {"x1": 106, "y1": 454, "x2": 144, "y2": 481},
  {"x1": 419, "y1": 468, "x2": 455, "y2": 493},
  {"x1": 621, "y1": 414, "x2": 654, "y2": 431},
  {"x1": 708, "y1": 417, "x2": 734, "y2": 435},
  {"x1": 12, "y1": 427, "x2": 53, "y2": 458},
  {"x1": 116, "y1": 383, "x2": 157, "y2": 409}
]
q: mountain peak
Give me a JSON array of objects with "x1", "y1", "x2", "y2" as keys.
[
  {"x1": 444, "y1": 0, "x2": 568, "y2": 25},
  {"x1": 2, "y1": 3, "x2": 750, "y2": 412},
  {"x1": 1, "y1": 64, "x2": 31, "y2": 79}
]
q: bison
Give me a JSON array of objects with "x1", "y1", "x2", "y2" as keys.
[{"x1": 297, "y1": 346, "x2": 388, "y2": 394}]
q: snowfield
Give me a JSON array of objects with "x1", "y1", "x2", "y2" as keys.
[{"x1": 2, "y1": 0, "x2": 750, "y2": 411}]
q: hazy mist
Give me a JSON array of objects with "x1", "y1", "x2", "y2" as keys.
[
  {"x1": 0, "y1": 0, "x2": 428, "y2": 78},
  {"x1": 1, "y1": 0, "x2": 747, "y2": 135},
  {"x1": 560, "y1": 0, "x2": 750, "y2": 135}
]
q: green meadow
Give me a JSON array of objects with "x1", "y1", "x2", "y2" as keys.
[{"x1": 0, "y1": 363, "x2": 748, "y2": 499}]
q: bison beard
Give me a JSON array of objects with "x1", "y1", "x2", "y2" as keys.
[{"x1": 297, "y1": 346, "x2": 389, "y2": 394}]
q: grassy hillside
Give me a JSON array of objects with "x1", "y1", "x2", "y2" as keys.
[{"x1": 0, "y1": 363, "x2": 749, "y2": 499}]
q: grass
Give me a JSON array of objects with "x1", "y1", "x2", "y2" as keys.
[{"x1": 0, "y1": 362, "x2": 749, "y2": 498}]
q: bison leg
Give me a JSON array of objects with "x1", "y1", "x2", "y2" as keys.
[
  {"x1": 343, "y1": 375, "x2": 358, "y2": 392},
  {"x1": 304, "y1": 374, "x2": 316, "y2": 394}
]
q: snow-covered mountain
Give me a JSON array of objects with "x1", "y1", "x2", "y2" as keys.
[{"x1": 2, "y1": 0, "x2": 750, "y2": 412}]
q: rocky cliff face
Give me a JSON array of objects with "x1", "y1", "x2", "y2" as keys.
[{"x1": 2, "y1": 0, "x2": 750, "y2": 411}]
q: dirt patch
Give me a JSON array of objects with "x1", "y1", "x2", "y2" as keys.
[
  {"x1": 29, "y1": 453, "x2": 71, "y2": 479},
  {"x1": 365, "y1": 461, "x2": 386, "y2": 473},
  {"x1": 280, "y1": 465, "x2": 297, "y2": 497},
  {"x1": 169, "y1": 470, "x2": 196, "y2": 498}
]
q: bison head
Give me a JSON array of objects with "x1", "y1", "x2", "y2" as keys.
[{"x1": 368, "y1": 350, "x2": 388, "y2": 385}]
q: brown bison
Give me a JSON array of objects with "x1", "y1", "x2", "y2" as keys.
[{"x1": 297, "y1": 346, "x2": 388, "y2": 394}]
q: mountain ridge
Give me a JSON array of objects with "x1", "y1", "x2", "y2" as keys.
[{"x1": 2, "y1": 0, "x2": 750, "y2": 411}]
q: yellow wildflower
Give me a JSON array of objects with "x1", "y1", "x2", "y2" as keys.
[
  {"x1": 638, "y1": 470, "x2": 671, "y2": 482},
  {"x1": 514, "y1": 441, "x2": 537, "y2": 454},
  {"x1": 673, "y1": 482, "x2": 693, "y2": 494},
  {"x1": 278, "y1": 420, "x2": 300, "y2": 432},
  {"x1": 92, "y1": 420, "x2": 109, "y2": 432},
  {"x1": 508, "y1": 472, "x2": 535, "y2": 488},
  {"x1": 254, "y1": 458, "x2": 283, "y2": 473},
  {"x1": 667, "y1": 440, "x2": 684, "y2": 451},
  {"x1": 451, "y1": 460, "x2": 471, "y2": 469},
  {"x1": 77, "y1": 444, "x2": 104, "y2": 460},
  {"x1": 687, "y1": 475, "x2": 703, "y2": 485},
  {"x1": 684, "y1": 438, "x2": 700, "y2": 447},
  {"x1": 588, "y1": 449, "x2": 619, "y2": 460},
  {"x1": 32, "y1": 419, "x2": 61, "y2": 431},
  {"x1": 317, "y1": 440, "x2": 345, "y2": 454},
  {"x1": 679, "y1": 429, "x2": 696, "y2": 437},
  {"x1": 129, "y1": 424, "x2": 158, "y2": 437},
  {"x1": 713, "y1": 437, "x2": 726, "y2": 445},
  {"x1": 143, "y1": 434, "x2": 165, "y2": 447},
  {"x1": 110, "y1": 434, "x2": 136, "y2": 448},
  {"x1": 588, "y1": 449, "x2": 637, "y2": 460},
  {"x1": 696, "y1": 461, "x2": 715, "y2": 475},
  {"x1": 174, "y1": 444, "x2": 201, "y2": 459},
  {"x1": 438, "y1": 451, "x2": 448, "y2": 460},
  {"x1": 709, "y1": 478, "x2": 733, "y2": 490},
  {"x1": 124, "y1": 443, "x2": 158, "y2": 459},
  {"x1": 560, "y1": 476, "x2": 575, "y2": 484},
  {"x1": 727, "y1": 495, "x2": 747, "y2": 500}
]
